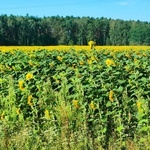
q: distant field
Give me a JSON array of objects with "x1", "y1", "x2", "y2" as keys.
[
  {"x1": 0, "y1": 45, "x2": 150, "y2": 52},
  {"x1": 0, "y1": 46, "x2": 150, "y2": 150}
]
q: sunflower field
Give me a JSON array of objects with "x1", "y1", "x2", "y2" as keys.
[{"x1": 0, "y1": 46, "x2": 150, "y2": 150}]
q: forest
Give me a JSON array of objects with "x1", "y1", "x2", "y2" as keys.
[{"x1": 0, "y1": 14, "x2": 150, "y2": 46}]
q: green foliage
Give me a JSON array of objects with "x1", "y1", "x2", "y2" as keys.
[
  {"x1": 0, "y1": 15, "x2": 150, "y2": 46},
  {"x1": 0, "y1": 48, "x2": 150, "y2": 149}
]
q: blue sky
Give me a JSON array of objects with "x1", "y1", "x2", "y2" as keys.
[{"x1": 0, "y1": 0, "x2": 150, "y2": 22}]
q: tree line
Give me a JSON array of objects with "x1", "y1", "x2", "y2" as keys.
[{"x1": 0, "y1": 14, "x2": 150, "y2": 46}]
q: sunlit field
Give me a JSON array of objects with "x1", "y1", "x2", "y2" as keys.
[
  {"x1": 0, "y1": 46, "x2": 150, "y2": 150},
  {"x1": 0, "y1": 45, "x2": 150, "y2": 52}
]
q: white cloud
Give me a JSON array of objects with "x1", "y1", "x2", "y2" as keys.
[
  {"x1": 117, "y1": 0, "x2": 141, "y2": 6},
  {"x1": 118, "y1": 1, "x2": 129, "y2": 5}
]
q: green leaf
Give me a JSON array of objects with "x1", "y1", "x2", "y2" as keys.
[
  {"x1": 106, "y1": 101, "x2": 112, "y2": 107},
  {"x1": 117, "y1": 79, "x2": 126, "y2": 84},
  {"x1": 117, "y1": 125, "x2": 124, "y2": 132},
  {"x1": 116, "y1": 86, "x2": 124, "y2": 92}
]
